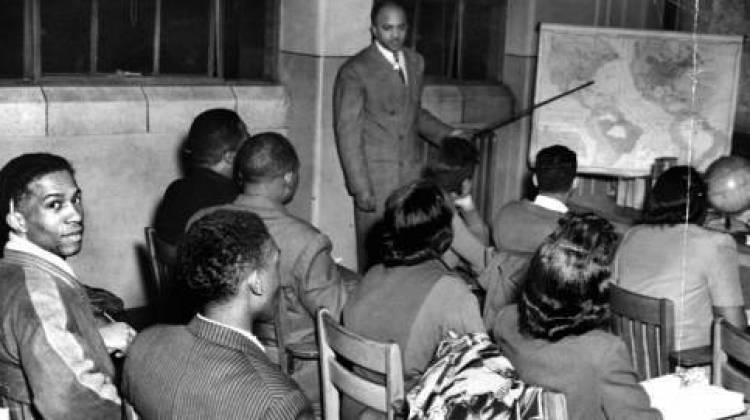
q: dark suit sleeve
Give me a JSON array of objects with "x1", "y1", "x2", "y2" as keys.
[
  {"x1": 414, "y1": 54, "x2": 454, "y2": 143},
  {"x1": 333, "y1": 62, "x2": 373, "y2": 200},
  {"x1": 600, "y1": 341, "x2": 662, "y2": 420}
]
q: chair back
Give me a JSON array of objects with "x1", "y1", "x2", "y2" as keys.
[
  {"x1": 609, "y1": 284, "x2": 674, "y2": 380},
  {"x1": 542, "y1": 390, "x2": 568, "y2": 420},
  {"x1": 144, "y1": 227, "x2": 178, "y2": 320},
  {"x1": 316, "y1": 308, "x2": 404, "y2": 420},
  {"x1": 713, "y1": 317, "x2": 750, "y2": 399}
]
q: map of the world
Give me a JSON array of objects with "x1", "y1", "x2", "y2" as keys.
[{"x1": 531, "y1": 24, "x2": 743, "y2": 176}]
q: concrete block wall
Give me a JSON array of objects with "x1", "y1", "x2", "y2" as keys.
[{"x1": 0, "y1": 84, "x2": 290, "y2": 308}]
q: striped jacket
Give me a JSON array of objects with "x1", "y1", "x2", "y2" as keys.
[
  {"x1": 0, "y1": 249, "x2": 122, "y2": 420},
  {"x1": 122, "y1": 316, "x2": 311, "y2": 419}
]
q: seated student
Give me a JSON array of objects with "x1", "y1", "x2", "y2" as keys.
[
  {"x1": 189, "y1": 132, "x2": 354, "y2": 399},
  {"x1": 492, "y1": 213, "x2": 661, "y2": 420},
  {"x1": 154, "y1": 108, "x2": 248, "y2": 245},
  {"x1": 0, "y1": 153, "x2": 134, "y2": 419},
  {"x1": 614, "y1": 166, "x2": 746, "y2": 350},
  {"x1": 492, "y1": 145, "x2": 576, "y2": 257},
  {"x1": 122, "y1": 210, "x2": 313, "y2": 420},
  {"x1": 344, "y1": 180, "x2": 485, "y2": 396},
  {"x1": 422, "y1": 136, "x2": 490, "y2": 245}
]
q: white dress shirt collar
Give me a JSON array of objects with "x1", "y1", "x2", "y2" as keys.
[
  {"x1": 6, "y1": 232, "x2": 77, "y2": 279},
  {"x1": 374, "y1": 41, "x2": 408, "y2": 83},
  {"x1": 533, "y1": 194, "x2": 569, "y2": 213},
  {"x1": 196, "y1": 313, "x2": 265, "y2": 352}
]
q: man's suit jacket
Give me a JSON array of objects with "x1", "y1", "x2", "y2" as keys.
[
  {"x1": 122, "y1": 317, "x2": 311, "y2": 419},
  {"x1": 333, "y1": 43, "x2": 453, "y2": 203}
]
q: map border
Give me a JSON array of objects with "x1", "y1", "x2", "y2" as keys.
[{"x1": 530, "y1": 23, "x2": 743, "y2": 177}]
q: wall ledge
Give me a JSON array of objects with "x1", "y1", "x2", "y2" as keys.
[{"x1": 0, "y1": 84, "x2": 290, "y2": 138}]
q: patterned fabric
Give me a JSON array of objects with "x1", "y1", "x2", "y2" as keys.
[{"x1": 407, "y1": 332, "x2": 548, "y2": 420}]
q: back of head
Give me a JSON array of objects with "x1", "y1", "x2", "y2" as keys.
[
  {"x1": 518, "y1": 212, "x2": 617, "y2": 341},
  {"x1": 642, "y1": 165, "x2": 707, "y2": 225},
  {"x1": 535, "y1": 145, "x2": 577, "y2": 194},
  {"x1": 178, "y1": 209, "x2": 273, "y2": 310},
  {"x1": 183, "y1": 108, "x2": 247, "y2": 168},
  {"x1": 233, "y1": 131, "x2": 300, "y2": 187},
  {"x1": 422, "y1": 137, "x2": 479, "y2": 195},
  {"x1": 381, "y1": 180, "x2": 454, "y2": 267},
  {"x1": 0, "y1": 153, "x2": 75, "y2": 249}
]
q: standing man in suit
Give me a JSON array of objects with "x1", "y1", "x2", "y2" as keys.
[
  {"x1": 333, "y1": 0, "x2": 465, "y2": 270},
  {"x1": 123, "y1": 210, "x2": 312, "y2": 419}
]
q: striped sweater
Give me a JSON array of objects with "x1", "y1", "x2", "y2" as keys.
[{"x1": 122, "y1": 316, "x2": 311, "y2": 419}]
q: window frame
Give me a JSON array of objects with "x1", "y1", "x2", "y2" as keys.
[
  {"x1": 407, "y1": 0, "x2": 506, "y2": 83},
  {"x1": 13, "y1": 0, "x2": 279, "y2": 83}
]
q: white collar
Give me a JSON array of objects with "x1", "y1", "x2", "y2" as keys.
[
  {"x1": 533, "y1": 194, "x2": 568, "y2": 213},
  {"x1": 196, "y1": 313, "x2": 265, "y2": 352},
  {"x1": 375, "y1": 42, "x2": 407, "y2": 74},
  {"x1": 6, "y1": 232, "x2": 77, "y2": 279}
]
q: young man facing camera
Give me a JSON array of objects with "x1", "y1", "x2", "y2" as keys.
[
  {"x1": 0, "y1": 153, "x2": 134, "y2": 419},
  {"x1": 123, "y1": 210, "x2": 312, "y2": 419}
]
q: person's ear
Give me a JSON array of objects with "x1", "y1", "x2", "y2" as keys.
[
  {"x1": 6, "y1": 200, "x2": 26, "y2": 233},
  {"x1": 532, "y1": 174, "x2": 538, "y2": 187},
  {"x1": 572, "y1": 176, "x2": 581, "y2": 190},
  {"x1": 283, "y1": 171, "x2": 294, "y2": 186},
  {"x1": 222, "y1": 149, "x2": 236, "y2": 165},
  {"x1": 246, "y1": 270, "x2": 265, "y2": 296}
]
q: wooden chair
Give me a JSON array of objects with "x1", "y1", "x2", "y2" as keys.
[
  {"x1": 316, "y1": 308, "x2": 405, "y2": 420},
  {"x1": 541, "y1": 391, "x2": 568, "y2": 420},
  {"x1": 713, "y1": 317, "x2": 750, "y2": 399},
  {"x1": 609, "y1": 285, "x2": 675, "y2": 380},
  {"x1": 144, "y1": 227, "x2": 178, "y2": 322}
]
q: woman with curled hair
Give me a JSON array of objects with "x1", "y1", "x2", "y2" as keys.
[
  {"x1": 614, "y1": 165, "x2": 746, "y2": 351},
  {"x1": 493, "y1": 213, "x2": 660, "y2": 420},
  {"x1": 344, "y1": 180, "x2": 485, "y2": 393}
]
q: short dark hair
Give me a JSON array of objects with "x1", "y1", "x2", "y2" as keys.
[
  {"x1": 518, "y1": 212, "x2": 617, "y2": 341},
  {"x1": 177, "y1": 209, "x2": 274, "y2": 308},
  {"x1": 233, "y1": 131, "x2": 300, "y2": 186},
  {"x1": 381, "y1": 180, "x2": 453, "y2": 267},
  {"x1": 371, "y1": 0, "x2": 407, "y2": 25},
  {"x1": 0, "y1": 153, "x2": 75, "y2": 248},
  {"x1": 642, "y1": 165, "x2": 707, "y2": 225},
  {"x1": 183, "y1": 108, "x2": 247, "y2": 167},
  {"x1": 422, "y1": 137, "x2": 478, "y2": 195},
  {"x1": 535, "y1": 145, "x2": 577, "y2": 193}
]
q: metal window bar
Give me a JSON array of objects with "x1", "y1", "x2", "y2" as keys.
[
  {"x1": 152, "y1": 0, "x2": 162, "y2": 75},
  {"x1": 90, "y1": 0, "x2": 99, "y2": 74}
]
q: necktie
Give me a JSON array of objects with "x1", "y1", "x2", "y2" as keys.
[{"x1": 393, "y1": 52, "x2": 406, "y2": 85}]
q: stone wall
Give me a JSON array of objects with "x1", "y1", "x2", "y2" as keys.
[{"x1": 0, "y1": 85, "x2": 289, "y2": 307}]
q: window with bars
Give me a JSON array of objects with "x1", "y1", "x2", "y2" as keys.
[
  {"x1": 0, "y1": 0, "x2": 278, "y2": 81},
  {"x1": 402, "y1": 0, "x2": 507, "y2": 82}
]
